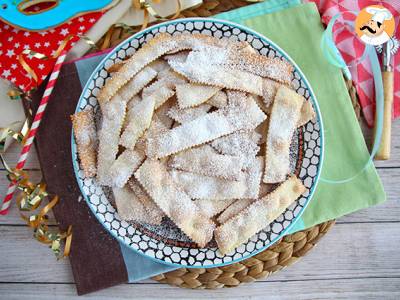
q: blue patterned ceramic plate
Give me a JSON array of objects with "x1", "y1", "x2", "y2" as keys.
[{"x1": 72, "y1": 18, "x2": 324, "y2": 268}]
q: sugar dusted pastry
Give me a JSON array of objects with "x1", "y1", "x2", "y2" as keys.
[
  {"x1": 149, "y1": 59, "x2": 170, "y2": 73},
  {"x1": 263, "y1": 85, "x2": 303, "y2": 183},
  {"x1": 207, "y1": 90, "x2": 228, "y2": 108},
  {"x1": 97, "y1": 94, "x2": 128, "y2": 186},
  {"x1": 120, "y1": 98, "x2": 155, "y2": 149},
  {"x1": 167, "y1": 103, "x2": 211, "y2": 124},
  {"x1": 217, "y1": 199, "x2": 255, "y2": 225},
  {"x1": 135, "y1": 159, "x2": 215, "y2": 247},
  {"x1": 73, "y1": 32, "x2": 314, "y2": 253},
  {"x1": 123, "y1": 95, "x2": 142, "y2": 131},
  {"x1": 71, "y1": 110, "x2": 97, "y2": 177},
  {"x1": 170, "y1": 156, "x2": 263, "y2": 200},
  {"x1": 226, "y1": 50, "x2": 293, "y2": 84},
  {"x1": 142, "y1": 79, "x2": 175, "y2": 109},
  {"x1": 215, "y1": 176, "x2": 306, "y2": 254},
  {"x1": 176, "y1": 83, "x2": 220, "y2": 109},
  {"x1": 154, "y1": 97, "x2": 175, "y2": 128},
  {"x1": 170, "y1": 169, "x2": 247, "y2": 200},
  {"x1": 136, "y1": 115, "x2": 168, "y2": 154},
  {"x1": 169, "y1": 145, "x2": 246, "y2": 181},
  {"x1": 113, "y1": 186, "x2": 149, "y2": 224},
  {"x1": 98, "y1": 33, "x2": 179, "y2": 102},
  {"x1": 128, "y1": 179, "x2": 164, "y2": 225},
  {"x1": 298, "y1": 100, "x2": 316, "y2": 127},
  {"x1": 211, "y1": 131, "x2": 261, "y2": 157},
  {"x1": 117, "y1": 66, "x2": 158, "y2": 102},
  {"x1": 168, "y1": 51, "x2": 264, "y2": 95},
  {"x1": 146, "y1": 96, "x2": 266, "y2": 158},
  {"x1": 262, "y1": 78, "x2": 280, "y2": 108},
  {"x1": 243, "y1": 157, "x2": 264, "y2": 199},
  {"x1": 109, "y1": 149, "x2": 145, "y2": 188},
  {"x1": 163, "y1": 51, "x2": 189, "y2": 63},
  {"x1": 194, "y1": 199, "x2": 235, "y2": 219}
]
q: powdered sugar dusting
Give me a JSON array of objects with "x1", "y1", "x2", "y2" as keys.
[
  {"x1": 75, "y1": 32, "x2": 310, "y2": 254},
  {"x1": 263, "y1": 86, "x2": 303, "y2": 183},
  {"x1": 167, "y1": 103, "x2": 211, "y2": 123},
  {"x1": 169, "y1": 145, "x2": 246, "y2": 181},
  {"x1": 211, "y1": 131, "x2": 261, "y2": 157},
  {"x1": 146, "y1": 96, "x2": 266, "y2": 158}
]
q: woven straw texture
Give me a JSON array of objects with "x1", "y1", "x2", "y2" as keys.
[{"x1": 95, "y1": 0, "x2": 362, "y2": 290}]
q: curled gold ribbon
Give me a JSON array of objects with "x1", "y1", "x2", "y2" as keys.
[
  {"x1": 18, "y1": 34, "x2": 76, "y2": 86},
  {"x1": 0, "y1": 119, "x2": 29, "y2": 152},
  {"x1": 6, "y1": 31, "x2": 83, "y2": 260},
  {"x1": 7, "y1": 89, "x2": 22, "y2": 100},
  {"x1": 12, "y1": 172, "x2": 73, "y2": 259},
  {"x1": 2, "y1": 136, "x2": 72, "y2": 258},
  {"x1": 133, "y1": 0, "x2": 181, "y2": 30}
]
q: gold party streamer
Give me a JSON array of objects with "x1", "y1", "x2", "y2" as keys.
[{"x1": 1, "y1": 128, "x2": 72, "y2": 258}]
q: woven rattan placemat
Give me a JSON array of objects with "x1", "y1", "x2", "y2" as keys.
[{"x1": 95, "y1": 0, "x2": 362, "y2": 289}]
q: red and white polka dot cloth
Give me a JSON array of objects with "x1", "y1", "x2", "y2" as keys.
[
  {"x1": 307, "y1": 0, "x2": 400, "y2": 127},
  {"x1": 0, "y1": 12, "x2": 102, "y2": 92}
]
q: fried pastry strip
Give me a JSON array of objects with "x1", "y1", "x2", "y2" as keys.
[
  {"x1": 136, "y1": 116, "x2": 168, "y2": 154},
  {"x1": 154, "y1": 96, "x2": 175, "y2": 128},
  {"x1": 211, "y1": 131, "x2": 261, "y2": 157},
  {"x1": 146, "y1": 96, "x2": 266, "y2": 158},
  {"x1": 262, "y1": 78, "x2": 281, "y2": 108},
  {"x1": 194, "y1": 199, "x2": 235, "y2": 218},
  {"x1": 97, "y1": 65, "x2": 159, "y2": 184},
  {"x1": 123, "y1": 95, "x2": 141, "y2": 131},
  {"x1": 263, "y1": 86, "x2": 303, "y2": 183},
  {"x1": 113, "y1": 186, "x2": 149, "y2": 223},
  {"x1": 255, "y1": 119, "x2": 269, "y2": 144},
  {"x1": 120, "y1": 98, "x2": 154, "y2": 149},
  {"x1": 207, "y1": 90, "x2": 228, "y2": 108},
  {"x1": 128, "y1": 179, "x2": 164, "y2": 225},
  {"x1": 169, "y1": 145, "x2": 245, "y2": 181},
  {"x1": 297, "y1": 100, "x2": 316, "y2": 127},
  {"x1": 215, "y1": 176, "x2": 306, "y2": 254},
  {"x1": 135, "y1": 159, "x2": 215, "y2": 247},
  {"x1": 71, "y1": 110, "x2": 97, "y2": 177},
  {"x1": 149, "y1": 59, "x2": 170, "y2": 73},
  {"x1": 170, "y1": 170, "x2": 246, "y2": 200},
  {"x1": 169, "y1": 56, "x2": 264, "y2": 95},
  {"x1": 252, "y1": 95, "x2": 269, "y2": 114},
  {"x1": 98, "y1": 33, "x2": 179, "y2": 102},
  {"x1": 142, "y1": 83, "x2": 175, "y2": 110},
  {"x1": 167, "y1": 103, "x2": 211, "y2": 124},
  {"x1": 216, "y1": 199, "x2": 255, "y2": 225},
  {"x1": 176, "y1": 83, "x2": 220, "y2": 108},
  {"x1": 227, "y1": 50, "x2": 293, "y2": 85},
  {"x1": 170, "y1": 157, "x2": 262, "y2": 200},
  {"x1": 120, "y1": 98, "x2": 155, "y2": 149},
  {"x1": 109, "y1": 149, "x2": 145, "y2": 188},
  {"x1": 117, "y1": 66, "x2": 158, "y2": 102},
  {"x1": 107, "y1": 61, "x2": 124, "y2": 73},
  {"x1": 156, "y1": 67, "x2": 187, "y2": 83},
  {"x1": 97, "y1": 94, "x2": 127, "y2": 185},
  {"x1": 243, "y1": 157, "x2": 264, "y2": 199},
  {"x1": 163, "y1": 51, "x2": 189, "y2": 63}
]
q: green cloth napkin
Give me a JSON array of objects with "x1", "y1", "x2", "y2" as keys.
[{"x1": 217, "y1": 1, "x2": 386, "y2": 232}]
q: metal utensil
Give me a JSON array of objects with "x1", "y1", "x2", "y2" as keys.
[{"x1": 374, "y1": 37, "x2": 398, "y2": 160}]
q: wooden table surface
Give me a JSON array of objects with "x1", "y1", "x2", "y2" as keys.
[{"x1": 1, "y1": 120, "x2": 399, "y2": 300}]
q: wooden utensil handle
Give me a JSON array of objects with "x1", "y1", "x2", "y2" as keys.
[{"x1": 375, "y1": 71, "x2": 393, "y2": 160}]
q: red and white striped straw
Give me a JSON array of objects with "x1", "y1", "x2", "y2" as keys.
[{"x1": 1, "y1": 51, "x2": 67, "y2": 215}]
